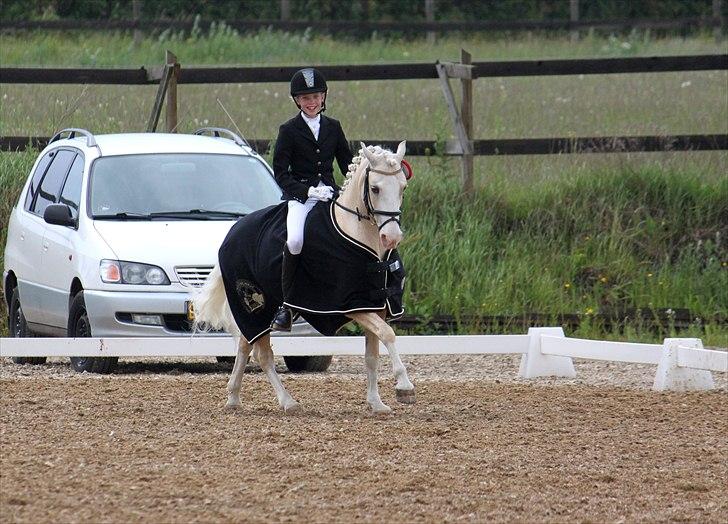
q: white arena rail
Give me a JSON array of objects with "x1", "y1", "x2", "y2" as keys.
[
  {"x1": 677, "y1": 345, "x2": 728, "y2": 373},
  {"x1": 0, "y1": 334, "x2": 530, "y2": 358},
  {"x1": 533, "y1": 334, "x2": 726, "y2": 392},
  {"x1": 540, "y1": 335, "x2": 663, "y2": 364},
  {"x1": 1, "y1": 329, "x2": 724, "y2": 392}
]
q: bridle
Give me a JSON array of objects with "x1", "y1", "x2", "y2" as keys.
[{"x1": 333, "y1": 165, "x2": 405, "y2": 231}]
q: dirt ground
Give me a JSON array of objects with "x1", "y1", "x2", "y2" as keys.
[{"x1": 1, "y1": 355, "x2": 727, "y2": 523}]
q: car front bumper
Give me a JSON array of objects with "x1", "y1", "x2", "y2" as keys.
[{"x1": 83, "y1": 289, "x2": 318, "y2": 338}]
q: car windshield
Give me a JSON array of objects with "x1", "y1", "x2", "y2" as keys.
[{"x1": 89, "y1": 153, "x2": 281, "y2": 219}]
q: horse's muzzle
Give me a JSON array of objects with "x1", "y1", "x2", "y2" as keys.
[{"x1": 380, "y1": 228, "x2": 402, "y2": 251}]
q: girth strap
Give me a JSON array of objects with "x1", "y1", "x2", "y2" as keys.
[{"x1": 368, "y1": 286, "x2": 403, "y2": 301}]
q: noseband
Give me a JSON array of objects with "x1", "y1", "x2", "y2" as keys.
[{"x1": 334, "y1": 165, "x2": 404, "y2": 231}]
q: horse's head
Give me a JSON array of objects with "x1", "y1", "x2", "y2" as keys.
[{"x1": 357, "y1": 141, "x2": 408, "y2": 251}]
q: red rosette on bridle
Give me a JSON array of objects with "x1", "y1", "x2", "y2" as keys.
[{"x1": 400, "y1": 159, "x2": 413, "y2": 180}]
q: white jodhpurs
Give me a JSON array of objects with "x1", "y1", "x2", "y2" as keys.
[{"x1": 286, "y1": 196, "x2": 318, "y2": 255}]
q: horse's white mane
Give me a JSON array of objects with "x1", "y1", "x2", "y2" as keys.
[{"x1": 341, "y1": 145, "x2": 398, "y2": 194}]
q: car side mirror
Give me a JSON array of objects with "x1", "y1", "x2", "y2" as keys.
[{"x1": 44, "y1": 203, "x2": 76, "y2": 227}]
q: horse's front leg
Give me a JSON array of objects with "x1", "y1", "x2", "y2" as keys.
[
  {"x1": 256, "y1": 335, "x2": 300, "y2": 414},
  {"x1": 225, "y1": 336, "x2": 252, "y2": 409},
  {"x1": 364, "y1": 329, "x2": 391, "y2": 414},
  {"x1": 349, "y1": 312, "x2": 415, "y2": 404}
]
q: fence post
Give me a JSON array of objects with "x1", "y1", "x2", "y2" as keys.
[
  {"x1": 714, "y1": 0, "x2": 724, "y2": 43},
  {"x1": 460, "y1": 49, "x2": 473, "y2": 195},
  {"x1": 146, "y1": 64, "x2": 172, "y2": 132},
  {"x1": 425, "y1": 0, "x2": 436, "y2": 44},
  {"x1": 435, "y1": 60, "x2": 473, "y2": 194},
  {"x1": 361, "y1": 0, "x2": 370, "y2": 19},
  {"x1": 570, "y1": 0, "x2": 579, "y2": 42},
  {"x1": 132, "y1": 0, "x2": 143, "y2": 49},
  {"x1": 281, "y1": 0, "x2": 291, "y2": 21},
  {"x1": 165, "y1": 50, "x2": 179, "y2": 133}
]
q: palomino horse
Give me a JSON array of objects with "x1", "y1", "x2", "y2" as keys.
[{"x1": 193, "y1": 141, "x2": 415, "y2": 414}]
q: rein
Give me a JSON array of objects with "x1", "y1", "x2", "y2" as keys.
[{"x1": 333, "y1": 165, "x2": 404, "y2": 231}]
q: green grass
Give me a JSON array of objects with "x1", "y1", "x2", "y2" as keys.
[
  {"x1": 2, "y1": 71, "x2": 727, "y2": 139},
  {"x1": 1, "y1": 30, "x2": 726, "y2": 345},
  {"x1": 402, "y1": 163, "x2": 728, "y2": 318},
  {"x1": 1, "y1": 26, "x2": 725, "y2": 67}
]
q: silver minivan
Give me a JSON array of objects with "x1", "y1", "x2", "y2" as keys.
[{"x1": 3, "y1": 128, "x2": 328, "y2": 373}]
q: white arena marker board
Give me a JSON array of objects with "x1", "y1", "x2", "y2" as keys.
[
  {"x1": 518, "y1": 327, "x2": 576, "y2": 378},
  {"x1": 0, "y1": 335, "x2": 531, "y2": 358},
  {"x1": 654, "y1": 338, "x2": 715, "y2": 391},
  {"x1": 539, "y1": 335, "x2": 663, "y2": 364},
  {"x1": 677, "y1": 346, "x2": 728, "y2": 373}
]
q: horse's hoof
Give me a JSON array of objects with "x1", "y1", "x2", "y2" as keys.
[
  {"x1": 370, "y1": 403, "x2": 392, "y2": 415},
  {"x1": 396, "y1": 388, "x2": 416, "y2": 404},
  {"x1": 283, "y1": 400, "x2": 301, "y2": 414},
  {"x1": 225, "y1": 401, "x2": 242, "y2": 410}
]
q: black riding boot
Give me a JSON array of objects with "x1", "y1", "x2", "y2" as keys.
[{"x1": 271, "y1": 246, "x2": 300, "y2": 332}]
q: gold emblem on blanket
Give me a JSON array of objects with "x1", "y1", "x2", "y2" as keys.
[{"x1": 236, "y1": 279, "x2": 265, "y2": 313}]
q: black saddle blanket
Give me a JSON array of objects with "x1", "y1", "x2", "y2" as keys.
[{"x1": 218, "y1": 201, "x2": 405, "y2": 343}]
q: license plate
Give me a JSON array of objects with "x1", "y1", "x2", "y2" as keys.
[{"x1": 185, "y1": 300, "x2": 195, "y2": 322}]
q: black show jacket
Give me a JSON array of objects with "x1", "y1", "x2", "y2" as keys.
[{"x1": 273, "y1": 113, "x2": 353, "y2": 203}]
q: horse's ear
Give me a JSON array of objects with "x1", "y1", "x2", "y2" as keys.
[
  {"x1": 396, "y1": 140, "x2": 406, "y2": 162},
  {"x1": 360, "y1": 142, "x2": 375, "y2": 164}
]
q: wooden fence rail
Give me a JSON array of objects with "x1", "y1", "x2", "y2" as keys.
[
  {"x1": 3, "y1": 135, "x2": 726, "y2": 156},
  {"x1": 2, "y1": 55, "x2": 726, "y2": 84},
  {"x1": 392, "y1": 309, "x2": 728, "y2": 333}
]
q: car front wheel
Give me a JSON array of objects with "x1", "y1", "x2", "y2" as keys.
[
  {"x1": 8, "y1": 287, "x2": 47, "y2": 365},
  {"x1": 68, "y1": 291, "x2": 118, "y2": 374}
]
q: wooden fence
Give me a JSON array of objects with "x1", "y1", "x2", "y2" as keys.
[
  {"x1": 1, "y1": 15, "x2": 724, "y2": 37},
  {"x1": 2, "y1": 53, "x2": 727, "y2": 193},
  {"x1": 2, "y1": 55, "x2": 725, "y2": 84},
  {"x1": 3, "y1": 135, "x2": 726, "y2": 158},
  {"x1": 391, "y1": 309, "x2": 728, "y2": 334}
]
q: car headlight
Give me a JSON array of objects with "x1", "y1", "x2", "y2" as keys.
[{"x1": 100, "y1": 260, "x2": 170, "y2": 285}]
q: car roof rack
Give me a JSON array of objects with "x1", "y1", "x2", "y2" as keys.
[
  {"x1": 49, "y1": 128, "x2": 97, "y2": 148},
  {"x1": 193, "y1": 127, "x2": 251, "y2": 149}
]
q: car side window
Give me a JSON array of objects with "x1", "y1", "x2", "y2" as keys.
[
  {"x1": 23, "y1": 150, "x2": 55, "y2": 211},
  {"x1": 31, "y1": 149, "x2": 77, "y2": 217},
  {"x1": 58, "y1": 154, "x2": 84, "y2": 220}
]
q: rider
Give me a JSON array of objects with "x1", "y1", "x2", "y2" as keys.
[{"x1": 270, "y1": 67, "x2": 353, "y2": 331}]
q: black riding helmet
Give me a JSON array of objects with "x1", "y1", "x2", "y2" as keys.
[{"x1": 290, "y1": 67, "x2": 327, "y2": 113}]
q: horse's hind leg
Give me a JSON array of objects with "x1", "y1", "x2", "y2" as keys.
[
  {"x1": 256, "y1": 335, "x2": 300, "y2": 414},
  {"x1": 226, "y1": 336, "x2": 252, "y2": 409},
  {"x1": 349, "y1": 312, "x2": 415, "y2": 404},
  {"x1": 364, "y1": 329, "x2": 391, "y2": 414}
]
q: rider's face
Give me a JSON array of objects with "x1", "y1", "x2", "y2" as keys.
[{"x1": 295, "y1": 92, "x2": 325, "y2": 118}]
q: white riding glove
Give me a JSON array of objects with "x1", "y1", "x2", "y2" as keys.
[{"x1": 308, "y1": 185, "x2": 334, "y2": 202}]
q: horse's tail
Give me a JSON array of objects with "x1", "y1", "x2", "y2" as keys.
[{"x1": 192, "y1": 265, "x2": 240, "y2": 336}]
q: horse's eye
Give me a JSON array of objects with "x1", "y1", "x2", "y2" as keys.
[{"x1": 371, "y1": 186, "x2": 380, "y2": 195}]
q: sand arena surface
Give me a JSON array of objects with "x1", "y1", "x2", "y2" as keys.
[{"x1": 1, "y1": 354, "x2": 727, "y2": 523}]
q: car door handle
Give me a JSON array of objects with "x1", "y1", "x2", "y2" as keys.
[{"x1": 43, "y1": 241, "x2": 49, "y2": 251}]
